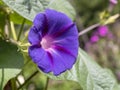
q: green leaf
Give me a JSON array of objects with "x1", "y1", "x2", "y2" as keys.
[
  {"x1": 47, "y1": 48, "x2": 119, "y2": 90},
  {"x1": 47, "y1": 0, "x2": 75, "y2": 20},
  {"x1": 10, "y1": 12, "x2": 32, "y2": 25},
  {"x1": 0, "y1": 39, "x2": 24, "y2": 89},
  {"x1": 2, "y1": 0, "x2": 76, "y2": 21}
]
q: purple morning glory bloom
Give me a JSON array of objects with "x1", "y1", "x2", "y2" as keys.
[
  {"x1": 28, "y1": 9, "x2": 79, "y2": 76},
  {"x1": 98, "y1": 26, "x2": 109, "y2": 37}
]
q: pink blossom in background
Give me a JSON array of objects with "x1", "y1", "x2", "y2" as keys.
[
  {"x1": 98, "y1": 26, "x2": 109, "y2": 37},
  {"x1": 110, "y1": 0, "x2": 118, "y2": 5},
  {"x1": 108, "y1": 0, "x2": 118, "y2": 12},
  {"x1": 90, "y1": 35, "x2": 99, "y2": 43}
]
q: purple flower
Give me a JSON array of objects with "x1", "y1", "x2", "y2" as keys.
[
  {"x1": 108, "y1": 0, "x2": 117, "y2": 12},
  {"x1": 90, "y1": 35, "x2": 99, "y2": 43},
  {"x1": 110, "y1": 0, "x2": 118, "y2": 5},
  {"x1": 28, "y1": 9, "x2": 79, "y2": 76},
  {"x1": 98, "y1": 26, "x2": 109, "y2": 37}
]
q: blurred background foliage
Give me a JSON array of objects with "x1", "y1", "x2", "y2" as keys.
[
  {"x1": 0, "y1": 0, "x2": 120, "y2": 90},
  {"x1": 70, "y1": 0, "x2": 120, "y2": 84}
]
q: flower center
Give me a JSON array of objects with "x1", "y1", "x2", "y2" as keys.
[{"x1": 40, "y1": 37, "x2": 53, "y2": 49}]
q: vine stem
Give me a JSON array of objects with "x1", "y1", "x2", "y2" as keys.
[
  {"x1": 11, "y1": 78, "x2": 17, "y2": 90},
  {"x1": 17, "y1": 19, "x2": 26, "y2": 41},
  {"x1": 44, "y1": 77, "x2": 49, "y2": 90},
  {"x1": 10, "y1": 21, "x2": 17, "y2": 40},
  {"x1": 18, "y1": 70, "x2": 39, "y2": 90},
  {"x1": 78, "y1": 23, "x2": 100, "y2": 36}
]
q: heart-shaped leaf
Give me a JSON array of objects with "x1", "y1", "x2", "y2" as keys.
[
  {"x1": 0, "y1": 39, "x2": 24, "y2": 89},
  {"x1": 2, "y1": 0, "x2": 76, "y2": 21},
  {"x1": 47, "y1": 48, "x2": 120, "y2": 90}
]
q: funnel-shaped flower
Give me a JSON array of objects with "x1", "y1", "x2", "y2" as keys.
[{"x1": 28, "y1": 9, "x2": 79, "y2": 76}]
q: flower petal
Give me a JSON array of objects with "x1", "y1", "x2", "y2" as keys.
[
  {"x1": 33, "y1": 13, "x2": 48, "y2": 36},
  {"x1": 28, "y1": 45, "x2": 52, "y2": 73},
  {"x1": 48, "y1": 48, "x2": 76, "y2": 75},
  {"x1": 37, "y1": 9, "x2": 78, "y2": 60},
  {"x1": 52, "y1": 23, "x2": 74, "y2": 38},
  {"x1": 28, "y1": 26, "x2": 42, "y2": 45},
  {"x1": 45, "y1": 9, "x2": 72, "y2": 35},
  {"x1": 52, "y1": 24, "x2": 78, "y2": 57}
]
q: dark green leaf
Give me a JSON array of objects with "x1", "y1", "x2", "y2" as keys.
[{"x1": 0, "y1": 39, "x2": 24, "y2": 89}]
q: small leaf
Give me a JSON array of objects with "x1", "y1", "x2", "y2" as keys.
[
  {"x1": 47, "y1": 48, "x2": 119, "y2": 90},
  {"x1": 0, "y1": 39, "x2": 24, "y2": 89},
  {"x1": 104, "y1": 14, "x2": 120, "y2": 25},
  {"x1": 2, "y1": 0, "x2": 76, "y2": 21}
]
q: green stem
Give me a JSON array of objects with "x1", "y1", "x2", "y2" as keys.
[
  {"x1": 18, "y1": 70, "x2": 39, "y2": 90},
  {"x1": 21, "y1": 30, "x2": 29, "y2": 44},
  {"x1": 44, "y1": 77, "x2": 49, "y2": 90},
  {"x1": 11, "y1": 78, "x2": 17, "y2": 90},
  {"x1": 17, "y1": 18, "x2": 26, "y2": 41},
  {"x1": 15, "y1": 77, "x2": 24, "y2": 90},
  {"x1": 5, "y1": 15, "x2": 10, "y2": 39},
  {"x1": 16, "y1": 78, "x2": 21, "y2": 87},
  {"x1": 10, "y1": 21, "x2": 17, "y2": 40}
]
